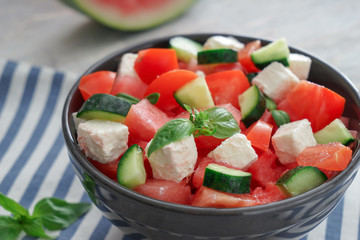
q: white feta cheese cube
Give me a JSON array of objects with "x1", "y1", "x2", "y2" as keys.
[
  {"x1": 207, "y1": 133, "x2": 258, "y2": 170},
  {"x1": 288, "y1": 53, "x2": 312, "y2": 80},
  {"x1": 272, "y1": 119, "x2": 317, "y2": 164},
  {"x1": 252, "y1": 61, "x2": 300, "y2": 102},
  {"x1": 77, "y1": 119, "x2": 129, "y2": 164},
  {"x1": 203, "y1": 35, "x2": 244, "y2": 51},
  {"x1": 145, "y1": 135, "x2": 198, "y2": 183},
  {"x1": 118, "y1": 53, "x2": 139, "y2": 79}
]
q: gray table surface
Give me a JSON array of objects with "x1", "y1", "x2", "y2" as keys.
[{"x1": 1, "y1": 0, "x2": 359, "y2": 88}]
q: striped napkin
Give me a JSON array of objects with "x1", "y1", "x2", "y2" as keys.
[
  {"x1": 0, "y1": 59, "x2": 147, "y2": 240},
  {"x1": 0, "y1": 58, "x2": 359, "y2": 240}
]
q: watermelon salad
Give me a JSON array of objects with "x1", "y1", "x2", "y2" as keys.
[{"x1": 73, "y1": 35, "x2": 357, "y2": 208}]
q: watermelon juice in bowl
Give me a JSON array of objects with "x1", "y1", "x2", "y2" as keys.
[{"x1": 62, "y1": 34, "x2": 360, "y2": 239}]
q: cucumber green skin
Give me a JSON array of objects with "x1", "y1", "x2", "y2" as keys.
[
  {"x1": 174, "y1": 94, "x2": 188, "y2": 110},
  {"x1": 77, "y1": 93, "x2": 131, "y2": 123},
  {"x1": 203, "y1": 166, "x2": 251, "y2": 194},
  {"x1": 197, "y1": 49, "x2": 238, "y2": 64},
  {"x1": 117, "y1": 144, "x2": 146, "y2": 189},
  {"x1": 276, "y1": 166, "x2": 328, "y2": 197},
  {"x1": 253, "y1": 58, "x2": 289, "y2": 70},
  {"x1": 337, "y1": 136, "x2": 355, "y2": 146},
  {"x1": 239, "y1": 85, "x2": 266, "y2": 128},
  {"x1": 314, "y1": 119, "x2": 355, "y2": 146}
]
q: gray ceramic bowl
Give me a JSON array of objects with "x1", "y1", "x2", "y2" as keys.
[{"x1": 62, "y1": 34, "x2": 360, "y2": 240}]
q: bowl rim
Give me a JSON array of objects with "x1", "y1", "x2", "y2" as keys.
[{"x1": 62, "y1": 33, "x2": 360, "y2": 216}]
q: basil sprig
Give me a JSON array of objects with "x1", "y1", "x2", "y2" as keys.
[
  {"x1": 147, "y1": 118, "x2": 195, "y2": 157},
  {"x1": 0, "y1": 192, "x2": 91, "y2": 240},
  {"x1": 147, "y1": 105, "x2": 240, "y2": 156},
  {"x1": 186, "y1": 106, "x2": 216, "y2": 137},
  {"x1": 204, "y1": 107, "x2": 240, "y2": 139},
  {"x1": 186, "y1": 105, "x2": 240, "y2": 139}
]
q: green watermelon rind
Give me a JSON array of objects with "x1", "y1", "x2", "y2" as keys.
[{"x1": 66, "y1": 0, "x2": 197, "y2": 31}]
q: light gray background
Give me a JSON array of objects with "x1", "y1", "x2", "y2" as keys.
[{"x1": 1, "y1": 0, "x2": 359, "y2": 88}]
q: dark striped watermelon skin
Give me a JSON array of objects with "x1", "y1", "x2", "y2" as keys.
[{"x1": 60, "y1": 0, "x2": 197, "y2": 31}]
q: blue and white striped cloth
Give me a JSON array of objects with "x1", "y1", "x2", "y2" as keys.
[{"x1": 0, "y1": 58, "x2": 359, "y2": 240}]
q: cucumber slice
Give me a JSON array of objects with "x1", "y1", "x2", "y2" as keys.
[
  {"x1": 197, "y1": 49, "x2": 238, "y2": 65},
  {"x1": 238, "y1": 85, "x2": 266, "y2": 128},
  {"x1": 314, "y1": 118, "x2": 355, "y2": 146},
  {"x1": 203, "y1": 163, "x2": 251, "y2": 194},
  {"x1": 271, "y1": 110, "x2": 290, "y2": 127},
  {"x1": 276, "y1": 166, "x2": 327, "y2": 197},
  {"x1": 117, "y1": 144, "x2": 146, "y2": 189},
  {"x1": 251, "y1": 38, "x2": 290, "y2": 69},
  {"x1": 170, "y1": 36, "x2": 203, "y2": 63},
  {"x1": 174, "y1": 76, "x2": 214, "y2": 109},
  {"x1": 77, "y1": 93, "x2": 131, "y2": 123}
]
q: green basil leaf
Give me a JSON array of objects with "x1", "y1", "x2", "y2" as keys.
[
  {"x1": 32, "y1": 198, "x2": 92, "y2": 231},
  {"x1": 246, "y1": 72, "x2": 257, "y2": 83},
  {"x1": 206, "y1": 107, "x2": 240, "y2": 139},
  {"x1": 147, "y1": 118, "x2": 195, "y2": 157},
  {"x1": 0, "y1": 216, "x2": 22, "y2": 240},
  {"x1": 145, "y1": 92, "x2": 160, "y2": 105},
  {"x1": 0, "y1": 193, "x2": 29, "y2": 219},
  {"x1": 22, "y1": 217, "x2": 53, "y2": 239},
  {"x1": 265, "y1": 96, "x2": 277, "y2": 111},
  {"x1": 271, "y1": 110, "x2": 290, "y2": 127},
  {"x1": 116, "y1": 92, "x2": 160, "y2": 105},
  {"x1": 115, "y1": 93, "x2": 140, "y2": 104}
]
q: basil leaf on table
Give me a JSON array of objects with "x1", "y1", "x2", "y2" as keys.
[
  {"x1": 0, "y1": 193, "x2": 30, "y2": 219},
  {"x1": 206, "y1": 107, "x2": 240, "y2": 139},
  {"x1": 0, "y1": 192, "x2": 91, "y2": 239},
  {"x1": 147, "y1": 118, "x2": 195, "y2": 157},
  {"x1": 0, "y1": 216, "x2": 22, "y2": 240},
  {"x1": 22, "y1": 217, "x2": 53, "y2": 239},
  {"x1": 32, "y1": 198, "x2": 92, "y2": 231}
]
